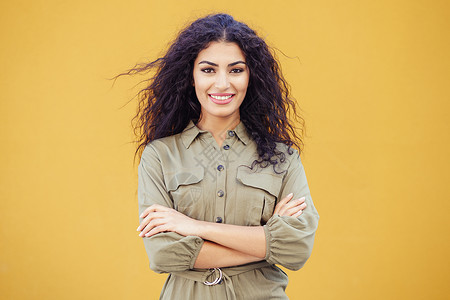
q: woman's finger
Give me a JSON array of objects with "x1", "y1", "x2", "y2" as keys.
[
  {"x1": 144, "y1": 224, "x2": 168, "y2": 238},
  {"x1": 137, "y1": 211, "x2": 166, "y2": 231},
  {"x1": 139, "y1": 215, "x2": 168, "y2": 237},
  {"x1": 283, "y1": 202, "x2": 307, "y2": 217},
  {"x1": 139, "y1": 204, "x2": 171, "y2": 218},
  {"x1": 292, "y1": 210, "x2": 304, "y2": 218},
  {"x1": 278, "y1": 197, "x2": 305, "y2": 216},
  {"x1": 273, "y1": 193, "x2": 294, "y2": 215},
  {"x1": 137, "y1": 212, "x2": 158, "y2": 231}
]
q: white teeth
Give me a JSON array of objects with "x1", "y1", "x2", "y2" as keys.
[{"x1": 210, "y1": 95, "x2": 233, "y2": 100}]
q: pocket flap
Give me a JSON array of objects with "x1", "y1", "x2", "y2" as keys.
[
  {"x1": 166, "y1": 167, "x2": 204, "y2": 192},
  {"x1": 236, "y1": 167, "x2": 283, "y2": 197}
]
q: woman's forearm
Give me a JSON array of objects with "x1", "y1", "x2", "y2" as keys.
[
  {"x1": 196, "y1": 222, "x2": 267, "y2": 258},
  {"x1": 138, "y1": 205, "x2": 267, "y2": 257},
  {"x1": 139, "y1": 195, "x2": 306, "y2": 260},
  {"x1": 193, "y1": 240, "x2": 263, "y2": 269},
  {"x1": 192, "y1": 194, "x2": 306, "y2": 258}
]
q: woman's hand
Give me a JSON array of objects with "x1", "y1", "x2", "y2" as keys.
[
  {"x1": 137, "y1": 204, "x2": 200, "y2": 238},
  {"x1": 273, "y1": 193, "x2": 307, "y2": 218}
]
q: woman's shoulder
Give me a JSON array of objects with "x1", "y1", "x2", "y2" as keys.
[
  {"x1": 272, "y1": 142, "x2": 303, "y2": 173},
  {"x1": 140, "y1": 133, "x2": 186, "y2": 170},
  {"x1": 274, "y1": 142, "x2": 300, "y2": 159},
  {"x1": 143, "y1": 133, "x2": 184, "y2": 154},
  {"x1": 145, "y1": 121, "x2": 199, "y2": 153}
]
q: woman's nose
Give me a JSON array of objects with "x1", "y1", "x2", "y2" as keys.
[{"x1": 214, "y1": 72, "x2": 230, "y2": 89}]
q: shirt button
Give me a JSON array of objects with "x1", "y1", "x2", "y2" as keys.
[
  {"x1": 217, "y1": 165, "x2": 224, "y2": 171},
  {"x1": 217, "y1": 190, "x2": 224, "y2": 197},
  {"x1": 228, "y1": 131, "x2": 235, "y2": 137},
  {"x1": 223, "y1": 145, "x2": 230, "y2": 150},
  {"x1": 215, "y1": 217, "x2": 223, "y2": 223}
]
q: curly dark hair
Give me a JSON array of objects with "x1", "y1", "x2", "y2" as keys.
[{"x1": 120, "y1": 13, "x2": 305, "y2": 172}]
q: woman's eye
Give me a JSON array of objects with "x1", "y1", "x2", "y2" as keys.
[
  {"x1": 201, "y1": 68, "x2": 215, "y2": 73},
  {"x1": 230, "y1": 68, "x2": 244, "y2": 73}
]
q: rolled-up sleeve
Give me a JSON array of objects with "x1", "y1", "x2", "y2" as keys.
[
  {"x1": 138, "y1": 144, "x2": 204, "y2": 273},
  {"x1": 263, "y1": 150, "x2": 319, "y2": 270}
]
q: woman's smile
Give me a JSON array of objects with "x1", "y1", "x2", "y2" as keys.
[{"x1": 209, "y1": 93, "x2": 235, "y2": 104}]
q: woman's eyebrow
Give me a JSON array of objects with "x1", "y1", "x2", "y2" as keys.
[
  {"x1": 228, "y1": 61, "x2": 246, "y2": 67},
  {"x1": 198, "y1": 60, "x2": 247, "y2": 67}
]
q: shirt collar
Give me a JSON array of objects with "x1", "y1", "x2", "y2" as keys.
[
  {"x1": 233, "y1": 121, "x2": 250, "y2": 146},
  {"x1": 180, "y1": 120, "x2": 250, "y2": 148}
]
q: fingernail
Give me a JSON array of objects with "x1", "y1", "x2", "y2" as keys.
[
  {"x1": 288, "y1": 193, "x2": 293, "y2": 197},
  {"x1": 136, "y1": 226, "x2": 140, "y2": 231}
]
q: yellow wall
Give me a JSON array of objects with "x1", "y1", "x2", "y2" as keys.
[{"x1": 1, "y1": 0, "x2": 449, "y2": 299}]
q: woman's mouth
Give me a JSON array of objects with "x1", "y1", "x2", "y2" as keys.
[{"x1": 209, "y1": 93, "x2": 234, "y2": 104}]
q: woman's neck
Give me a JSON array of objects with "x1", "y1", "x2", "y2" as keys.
[{"x1": 196, "y1": 115, "x2": 240, "y2": 147}]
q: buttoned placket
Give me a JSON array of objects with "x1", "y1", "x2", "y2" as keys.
[{"x1": 212, "y1": 130, "x2": 239, "y2": 225}]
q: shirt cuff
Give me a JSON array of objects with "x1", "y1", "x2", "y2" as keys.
[{"x1": 188, "y1": 236, "x2": 205, "y2": 269}]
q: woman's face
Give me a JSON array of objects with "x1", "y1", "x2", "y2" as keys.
[{"x1": 193, "y1": 41, "x2": 249, "y2": 124}]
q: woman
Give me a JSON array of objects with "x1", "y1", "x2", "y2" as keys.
[{"x1": 132, "y1": 13, "x2": 319, "y2": 299}]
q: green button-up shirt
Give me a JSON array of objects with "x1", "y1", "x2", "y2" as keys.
[{"x1": 138, "y1": 120, "x2": 319, "y2": 299}]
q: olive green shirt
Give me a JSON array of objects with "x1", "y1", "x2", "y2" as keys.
[{"x1": 138, "y1": 120, "x2": 319, "y2": 300}]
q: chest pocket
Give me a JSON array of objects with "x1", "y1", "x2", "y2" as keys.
[
  {"x1": 236, "y1": 167, "x2": 283, "y2": 226},
  {"x1": 165, "y1": 167, "x2": 205, "y2": 219}
]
